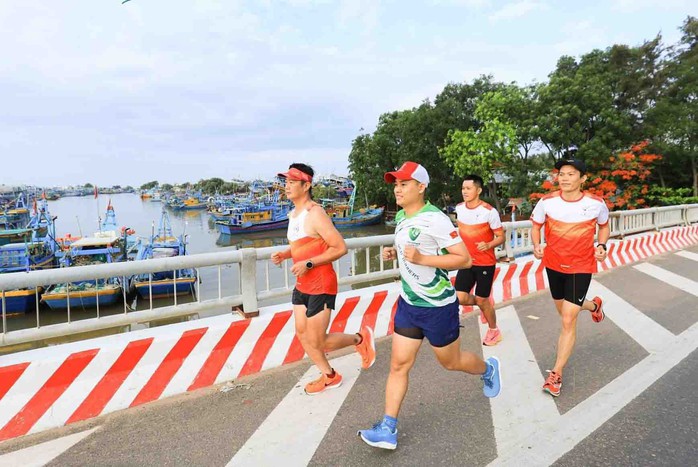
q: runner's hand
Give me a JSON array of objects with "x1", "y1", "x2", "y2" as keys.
[
  {"x1": 403, "y1": 245, "x2": 422, "y2": 264},
  {"x1": 271, "y1": 252, "x2": 284, "y2": 265},
  {"x1": 382, "y1": 247, "x2": 397, "y2": 261},
  {"x1": 476, "y1": 241, "x2": 490, "y2": 252},
  {"x1": 533, "y1": 244, "x2": 544, "y2": 260},
  {"x1": 290, "y1": 262, "x2": 307, "y2": 277},
  {"x1": 594, "y1": 245, "x2": 607, "y2": 262}
]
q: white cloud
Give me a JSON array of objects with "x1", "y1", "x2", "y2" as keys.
[
  {"x1": 429, "y1": 0, "x2": 491, "y2": 7},
  {"x1": 488, "y1": 0, "x2": 547, "y2": 22}
]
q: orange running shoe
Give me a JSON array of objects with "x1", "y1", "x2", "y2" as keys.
[
  {"x1": 356, "y1": 326, "x2": 376, "y2": 369},
  {"x1": 483, "y1": 328, "x2": 502, "y2": 346},
  {"x1": 305, "y1": 371, "x2": 343, "y2": 395},
  {"x1": 543, "y1": 371, "x2": 562, "y2": 397},
  {"x1": 590, "y1": 296, "x2": 605, "y2": 323}
]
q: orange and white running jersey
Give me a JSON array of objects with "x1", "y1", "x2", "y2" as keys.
[
  {"x1": 530, "y1": 191, "x2": 609, "y2": 274},
  {"x1": 455, "y1": 202, "x2": 503, "y2": 266},
  {"x1": 287, "y1": 204, "x2": 338, "y2": 295}
]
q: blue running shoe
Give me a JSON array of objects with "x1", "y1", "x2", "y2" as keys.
[
  {"x1": 358, "y1": 421, "x2": 398, "y2": 450},
  {"x1": 482, "y1": 356, "x2": 502, "y2": 398}
]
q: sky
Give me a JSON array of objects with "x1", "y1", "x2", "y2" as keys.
[{"x1": 1, "y1": 0, "x2": 696, "y2": 187}]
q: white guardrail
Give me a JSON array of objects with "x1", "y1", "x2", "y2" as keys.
[{"x1": 1, "y1": 204, "x2": 697, "y2": 347}]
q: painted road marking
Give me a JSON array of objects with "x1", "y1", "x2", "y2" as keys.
[
  {"x1": 0, "y1": 427, "x2": 98, "y2": 467},
  {"x1": 675, "y1": 250, "x2": 698, "y2": 262},
  {"x1": 587, "y1": 281, "x2": 675, "y2": 352},
  {"x1": 480, "y1": 305, "x2": 560, "y2": 451},
  {"x1": 227, "y1": 353, "x2": 362, "y2": 466},
  {"x1": 633, "y1": 263, "x2": 698, "y2": 297}
]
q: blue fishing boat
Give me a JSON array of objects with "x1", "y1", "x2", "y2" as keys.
[
  {"x1": 131, "y1": 210, "x2": 197, "y2": 299},
  {"x1": 215, "y1": 190, "x2": 291, "y2": 235},
  {"x1": 0, "y1": 198, "x2": 58, "y2": 314},
  {"x1": 330, "y1": 207, "x2": 384, "y2": 229},
  {"x1": 322, "y1": 185, "x2": 384, "y2": 229},
  {"x1": 0, "y1": 193, "x2": 32, "y2": 246},
  {"x1": 41, "y1": 202, "x2": 130, "y2": 310}
]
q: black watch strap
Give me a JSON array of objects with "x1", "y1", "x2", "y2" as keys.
[
  {"x1": 597, "y1": 243, "x2": 607, "y2": 251},
  {"x1": 305, "y1": 260, "x2": 314, "y2": 269}
]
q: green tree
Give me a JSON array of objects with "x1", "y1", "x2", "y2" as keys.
[
  {"x1": 650, "y1": 17, "x2": 698, "y2": 195},
  {"x1": 441, "y1": 93, "x2": 518, "y2": 212},
  {"x1": 139, "y1": 180, "x2": 159, "y2": 191}
]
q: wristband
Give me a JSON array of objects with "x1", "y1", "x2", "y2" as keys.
[{"x1": 597, "y1": 243, "x2": 607, "y2": 252}]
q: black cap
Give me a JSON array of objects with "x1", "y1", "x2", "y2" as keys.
[{"x1": 554, "y1": 158, "x2": 587, "y2": 175}]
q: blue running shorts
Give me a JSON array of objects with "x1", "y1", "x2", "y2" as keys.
[{"x1": 393, "y1": 296, "x2": 460, "y2": 347}]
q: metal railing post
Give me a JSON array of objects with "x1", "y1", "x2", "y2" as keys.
[{"x1": 240, "y1": 249, "x2": 258, "y2": 316}]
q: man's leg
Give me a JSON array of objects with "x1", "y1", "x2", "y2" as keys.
[
  {"x1": 552, "y1": 300, "x2": 583, "y2": 375},
  {"x1": 385, "y1": 333, "x2": 422, "y2": 418},
  {"x1": 475, "y1": 296, "x2": 497, "y2": 329},
  {"x1": 430, "y1": 337, "x2": 487, "y2": 374},
  {"x1": 293, "y1": 305, "x2": 334, "y2": 374}
]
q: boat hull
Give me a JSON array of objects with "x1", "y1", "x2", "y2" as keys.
[
  {"x1": 133, "y1": 277, "x2": 197, "y2": 299},
  {"x1": 1, "y1": 288, "x2": 43, "y2": 314},
  {"x1": 331, "y1": 209, "x2": 384, "y2": 229},
  {"x1": 216, "y1": 218, "x2": 289, "y2": 235},
  {"x1": 41, "y1": 287, "x2": 122, "y2": 310}
]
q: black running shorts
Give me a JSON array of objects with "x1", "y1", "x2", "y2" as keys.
[
  {"x1": 545, "y1": 268, "x2": 592, "y2": 305},
  {"x1": 454, "y1": 265, "x2": 496, "y2": 298},
  {"x1": 291, "y1": 288, "x2": 336, "y2": 318}
]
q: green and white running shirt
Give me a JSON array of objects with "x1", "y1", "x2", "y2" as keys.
[{"x1": 393, "y1": 202, "x2": 462, "y2": 307}]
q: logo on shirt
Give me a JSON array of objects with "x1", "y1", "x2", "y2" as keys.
[
  {"x1": 408, "y1": 227, "x2": 421, "y2": 241},
  {"x1": 449, "y1": 230, "x2": 458, "y2": 239}
]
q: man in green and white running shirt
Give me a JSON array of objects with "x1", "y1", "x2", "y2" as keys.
[
  {"x1": 358, "y1": 161, "x2": 502, "y2": 451},
  {"x1": 394, "y1": 201, "x2": 460, "y2": 308}
]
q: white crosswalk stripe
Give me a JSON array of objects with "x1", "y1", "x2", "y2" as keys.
[
  {"x1": 675, "y1": 250, "x2": 698, "y2": 262},
  {"x1": 633, "y1": 262, "x2": 698, "y2": 297},
  {"x1": 587, "y1": 281, "x2": 675, "y2": 352},
  {"x1": 227, "y1": 353, "x2": 362, "y2": 466},
  {"x1": 0, "y1": 427, "x2": 99, "y2": 467},
  {"x1": 480, "y1": 305, "x2": 559, "y2": 451}
]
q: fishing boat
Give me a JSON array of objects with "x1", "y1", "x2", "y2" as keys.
[
  {"x1": 322, "y1": 185, "x2": 384, "y2": 229},
  {"x1": 330, "y1": 206, "x2": 384, "y2": 229},
  {"x1": 41, "y1": 232, "x2": 125, "y2": 310},
  {"x1": 131, "y1": 210, "x2": 197, "y2": 299},
  {"x1": 170, "y1": 196, "x2": 207, "y2": 210},
  {"x1": 215, "y1": 202, "x2": 291, "y2": 235},
  {"x1": 41, "y1": 202, "x2": 131, "y2": 310},
  {"x1": 0, "y1": 198, "x2": 58, "y2": 314},
  {"x1": 0, "y1": 193, "x2": 32, "y2": 246}
]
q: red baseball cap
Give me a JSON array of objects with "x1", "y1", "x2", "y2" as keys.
[
  {"x1": 384, "y1": 161, "x2": 430, "y2": 186},
  {"x1": 277, "y1": 167, "x2": 313, "y2": 183}
]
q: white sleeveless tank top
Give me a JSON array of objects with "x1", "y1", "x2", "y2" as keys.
[{"x1": 287, "y1": 208, "x2": 309, "y2": 242}]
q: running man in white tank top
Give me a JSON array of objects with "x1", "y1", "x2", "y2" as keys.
[{"x1": 271, "y1": 163, "x2": 376, "y2": 396}]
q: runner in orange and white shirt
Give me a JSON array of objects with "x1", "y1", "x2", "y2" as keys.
[
  {"x1": 454, "y1": 175, "x2": 505, "y2": 346},
  {"x1": 531, "y1": 153, "x2": 610, "y2": 398},
  {"x1": 271, "y1": 163, "x2": 376, "y2": 396}
]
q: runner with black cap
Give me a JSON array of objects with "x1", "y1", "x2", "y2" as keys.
[
  {"x1": 272, "y1": 163, "x2": 376, "y2": 395},
  {"x1": 530, "y1": 149, "x2": 610, "y2": 397},
  {"x1": 358, "y1": 161, "x2": 501, "y2": 450}
]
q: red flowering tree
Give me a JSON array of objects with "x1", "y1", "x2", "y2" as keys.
[{"x1": 530, "y1": 141, "x2": 662, "y2": 210}]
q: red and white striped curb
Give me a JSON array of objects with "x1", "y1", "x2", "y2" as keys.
[{"x1": 0, "y1": 225, "x2": 696, "y2": 442}]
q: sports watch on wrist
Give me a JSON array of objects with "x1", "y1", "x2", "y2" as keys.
[
  {"x1": 597, "y1": 243, "x2": 607, "y2": 251},
  {"x1": 305, "y1": 260, "x2": 314, "y2": 269}
]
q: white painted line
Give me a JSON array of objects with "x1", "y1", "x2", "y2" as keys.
[
  {"x1": 0, "y1": 426, "x2": 99, "y2": 467},
  {"x1": 676, "y1": 250, "x2": 698, "y2": 262},
  {"x1": 227, "y1": 353, "x2": 362, "y2": 466},
  {"x1": 633, "y1": 263, "x2": 698, "y2": 297},
  {"x1": 480, "y1": 306, "x2": 559, "y2": 451},
  {"x1": 490, "y1": 321, "x2": 698, "y2": 466},
  {"x1": 586, "y1": 281, "x2": 675, "y2": 353}
]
